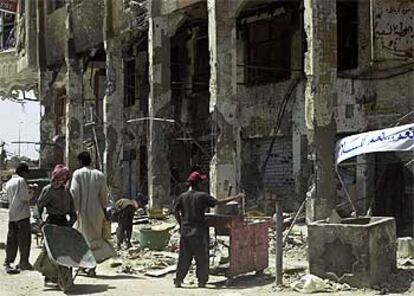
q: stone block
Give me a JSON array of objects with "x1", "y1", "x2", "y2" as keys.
[
  {"x1": 397, "y1": 237, "x2": 414, "y2": 258},
  {"x1": 308, "y1": 217, "x2": 396, "y2": 288}
]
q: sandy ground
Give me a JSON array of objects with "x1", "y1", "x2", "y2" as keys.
[{"x1": 0, "y1": 208, "x2": 394, "y2": 296}]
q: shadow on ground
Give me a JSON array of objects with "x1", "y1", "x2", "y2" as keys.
[
  {"x1": 383, "y1": 268, "x2": 414, "y2": 294},
  {"x1": 92, "y1": 274, "x2": 144, "y2": 280},
  {"x1": 43, "y1": 284, "x2": 113, "y2": 295},
  {"x1": 210, "y1": 273, "x2": 275, "y2": 290},
  {"x1": 65, "y1": 284, "x2": 113, "y2": 295}
]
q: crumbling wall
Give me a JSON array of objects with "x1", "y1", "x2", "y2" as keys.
[
  {"x1": 373, "y1": 0, "x2": 413, "y2": 61},
  {"x1": 236, "y1": 1, "x2": 306, "y2": 207},
  {"x1": 46, "y1": 0, "x2": 104, "y2": 65},
  {"x1": 160, "y1": 0, "x2": 205, "y2": 15}
]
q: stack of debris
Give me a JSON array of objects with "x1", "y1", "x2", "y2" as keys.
[{"x1": 109, "y1": 249, "x2": 178, "y2": 276}]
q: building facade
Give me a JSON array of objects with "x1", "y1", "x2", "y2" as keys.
[{"x1": 0, "y1": 0, "x2": 412, "y2": 233}]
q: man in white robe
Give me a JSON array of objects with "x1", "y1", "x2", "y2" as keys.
[{"x1": 70, "y1": 152, "x2": 116, "y2": 273}]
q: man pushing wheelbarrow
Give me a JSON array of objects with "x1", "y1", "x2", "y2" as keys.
[{"x1": 34, "y1": 164, "x2": 96, "y2": 291}]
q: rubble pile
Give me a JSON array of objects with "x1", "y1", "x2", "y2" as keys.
[
  {"x1": 269, "y1": 225, "x2": 307, "y2": 258},
  {"x1": 110, "y1": 248, "x2": 178, "y2": 275}
]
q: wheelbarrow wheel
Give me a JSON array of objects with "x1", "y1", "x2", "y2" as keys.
[
  {"x1": 225, "y1": 277, "x2": 234, "y2": 287},
  {"x1": 57, "y1": 266, "x2": 73, "y2": 292}
]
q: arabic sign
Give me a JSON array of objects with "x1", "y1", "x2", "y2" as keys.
[
  {"x1": 336, "y1": 123, "x2": 414, "y2": 165},
  {"x1": 0, "y1": 0, "x2": 17, "y2": 14},
  {"x1": 374, "y1": 0, "x2": 414, "y2": 59}
]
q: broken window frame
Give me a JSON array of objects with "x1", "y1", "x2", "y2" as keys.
[
  {"x1": 241, "y1": 13, "x2": 293, "y2": 86},
  {"x1": 123, "y1": 57, "x2": 137, "y2": 108},
  {"x1": 0, "y1": 11, "x2": 16, "y2": 50}
]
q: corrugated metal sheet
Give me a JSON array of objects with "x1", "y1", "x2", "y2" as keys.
[{"x1": 250, "y1": 137, "x2": 294, "y2": 193}]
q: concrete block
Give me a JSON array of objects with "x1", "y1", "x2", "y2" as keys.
[
  {"x1": 397, "y1": 237, "x2": 414, "y2": 258},
  {"x1": 308, "y1": 217, "x2": 396, "y2": 288}
]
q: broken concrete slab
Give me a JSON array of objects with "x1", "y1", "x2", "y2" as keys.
[
  {"x1": 398, "y1": 237, "x2": 414, "y2": 258},
  {"x1": 145, "y1": 265, "x2": 176, "y2": 277}
]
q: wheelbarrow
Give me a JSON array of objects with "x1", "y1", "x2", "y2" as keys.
[{"x1": 42, "y1": 224, "x2": 97, "y2": 291}]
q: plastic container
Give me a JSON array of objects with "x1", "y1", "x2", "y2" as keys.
[{"x1": 139, "y1": 228, "x2": 171, "y2": 251}]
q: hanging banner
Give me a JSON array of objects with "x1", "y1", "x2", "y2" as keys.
[
  {"x1": 336, "y1": 123, "x2": 414, "y2": 165},
  {"x1": 0, "y1": 0, "x2": 17, "y2": 14}
]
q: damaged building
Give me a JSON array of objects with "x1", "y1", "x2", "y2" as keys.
[{"x1": 0, "y1": 0, "x2": 412, "y2": 235}]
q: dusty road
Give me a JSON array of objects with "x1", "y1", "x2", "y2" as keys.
[{"x1": 0, "y1": 208, "x2": 384, "y2": 295}]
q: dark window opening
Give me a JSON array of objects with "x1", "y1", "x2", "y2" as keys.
[
  {"x1": 241, "y1": 13, "x2": 293, "y2": 85},
  {"x1": 193, "y1": 25, "x2": 210, "y2": 92},
  {"x1": 48, "y1": 0, "x2": 66, "y2": 14},
  {"x1": 137, "y1": 51, "x2": 149, "y2": 114},
  {"x1": 54, "y1": 95, "x2": 66, "y2": 134},
  {"x1": 0, "y1": 12, "x2": 15, "y2": 50},
  {"x1": 337, "y1": 0, "x2": 359, "y2": 71},
  {"x1": 124, "y1": 58, "x2": 136, "y2": 108}
]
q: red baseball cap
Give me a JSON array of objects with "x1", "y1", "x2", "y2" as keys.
[{"x1": 186, "y1": 171, "x2": 208, "y2": 184}]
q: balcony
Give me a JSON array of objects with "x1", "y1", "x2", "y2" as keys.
[{"x1": 0, "y1": 48, "x2": 38, "y2": 99}]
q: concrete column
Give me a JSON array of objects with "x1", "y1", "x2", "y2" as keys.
[
  {"x1": 65, "y1": 2, "x2": 84, "y2": 172},
  {"x1": 148, "y1": 2, "x2": 172, "y2": 210},
  {"x1": 39, "y1": 72, "x2": 57, "y2": 170},
  {"x1": 208, "y1": 0, "x2": 240, "y2": 199},
  {"x1": 37, "y1": 0, "x2": 56, "y2": 169},
  {"x1": 356, "y1": 154, "x2": 375, "y2": 214},
  {"x1": 304, "y1": 0, "x2": 338, "y2": 221},
  {"x1": 103, "y1": 37, "x2": 124, "y2": 200}
]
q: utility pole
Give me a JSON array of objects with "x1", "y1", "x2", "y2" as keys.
[
  {"x1": 18, "y1": 121, "x2": 23, "y2": 157},
  {"x1": 275, "y1": 196, "x2": 283, "y2": 286}
]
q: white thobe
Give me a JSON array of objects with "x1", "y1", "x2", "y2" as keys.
[{"x1": 70, "y1": 167, "x2": 116, "y2": 263}]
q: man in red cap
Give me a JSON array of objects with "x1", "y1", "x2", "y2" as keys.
[{"x1": 173, "y1": 171, "x2": 243, "y2": 288}]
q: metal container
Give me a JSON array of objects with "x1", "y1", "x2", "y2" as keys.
[{"x1": 215, "y1": 201, "x2": 240, "y2": 216}]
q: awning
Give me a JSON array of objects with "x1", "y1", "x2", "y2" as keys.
[{"x1": 336, "y1": 123, "x2": 414, "y2": 165}]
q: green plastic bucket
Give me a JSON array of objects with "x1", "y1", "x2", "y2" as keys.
[{"x1": 139, "y1": 228, "x2": 171, "y2": 251}]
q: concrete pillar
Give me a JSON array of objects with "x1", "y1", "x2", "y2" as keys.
[
  {"x1": 148, "y1": 2, "x2": 172, "y2": 210},
  {"x1": 64, "y1": 2, "x2": 84, "y2": 172},
  {"x1": 356, "y1": 154, "x2": 375, "y2": 214},
  {"x1": 65, "y1": 61, "x2": 84, "y2": 171},
  {"x1": 208, "y1": 0, "x2": 240, "y2": 199},
  {"x1": 39, "y1": 72, "x2": 57, "y2": 170},
  {"x1": 37, "y1": 0, "x2": 56, "y2": 170},
  {"x1": 103, "y1": 37, "x2": 124, "y2": 200},
  {"x1": 304, "y1": 0, "x2": 338, "y2": 221}
]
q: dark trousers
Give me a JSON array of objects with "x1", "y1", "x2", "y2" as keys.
[
  {"x1": 46, "y1": 214, "x2": 68, "y2": 227},
  {"x1": 5, "y1": 218, "x2": 31, "y2": 266},
  {"x1": 116, "y1": 205, "x2": 135, "y2": 245},
  {"x1": 176, "y1": 234, "x2": 209, "y2": 284}
]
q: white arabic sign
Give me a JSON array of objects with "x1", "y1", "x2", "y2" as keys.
[{"x1": 336, "y1": 123, "x2": 414, "y2": 165}]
